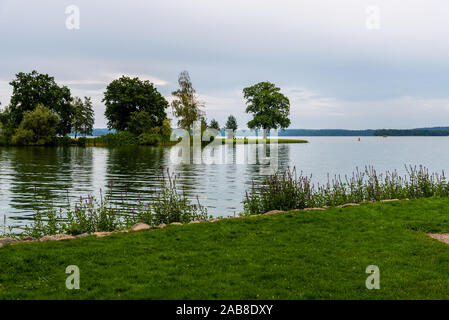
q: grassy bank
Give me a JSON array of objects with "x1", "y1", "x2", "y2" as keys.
[{"x1": 2, "y1": 197, "x2": 449, "y2": 299}]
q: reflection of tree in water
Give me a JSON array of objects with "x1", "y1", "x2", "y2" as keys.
[
  {"x1": 105, "y1": 146, "x2": 165, "y2": 205},
  {"x1": 7, "y1": 147, "x2": 79, "y2": 221}
]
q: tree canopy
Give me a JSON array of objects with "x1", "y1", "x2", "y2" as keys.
[
  {"x1": 103, "y1": 76, "x2": 168, "y2": 131},
  {"x1": 209, "y1": 119, "x2": 220, "y2": 130},
  {"x1": 72, "y1": 97, "x2": 94, "y2": 138},
  {"x1": 12, "y1": 104, "x2": 59, "y2": 145},
  {"x1": 171, "y1": 71, "x2": 204, "y2": 132},
  {"x1": 9, "y1": 71, "x2": 73, "y2": 135},
  {"x1": 225, "y1": 115, "x2": 238, "y2": 132},
  {"x1": 243, "y1": 81, "x2": 290, "y2": 138}
]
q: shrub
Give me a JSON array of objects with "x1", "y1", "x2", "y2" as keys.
[
  {"x1": 92, "y1": 131, "x2": 138, "y2": 146},
  {"x1": 138, "y1": 133, "x2": 161, "y2": 146},
  {"x1": 77, "y1": 137, "x2": 88, "y2": 146}
]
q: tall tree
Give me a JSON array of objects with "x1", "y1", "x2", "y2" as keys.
[
  {"x1": 72, "y1": 97, "x2": 94, "y2": 138},
  {"x1": 225, "y1": 115, "x2": 238, "y2": 131},
  {"x1": 243, "y1": 81, "x2": 290, "y2": 139},
  {"x1": 171, "y1": 71, "x2": 204, "y2": 132},
  {"x1": 209, "y1": 119, "x2": 220, "y2": 130},
  {"x1": 9, "y1": 71, "x2": 73, "y2": 136},
  {"x1": 103, "y1": 76, "x2": 168, "y2": 131}
]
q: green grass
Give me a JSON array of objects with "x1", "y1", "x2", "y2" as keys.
[{"x1": 2, "y1": 197, "x2": 449, "y2": 299}]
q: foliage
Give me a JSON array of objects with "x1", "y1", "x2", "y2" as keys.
[
  {"x1": 103, "y1": 76, "x2": 168, "y2": 132},
  {"x1": 128, "y1": 110, "x2": 154, "y2": 135},
  {"x1": 243, "y1": 81, "x2": 290, "y2": 138},
  {"x1": 171, "y1": 71, "x2": 204, "y2": 132},
  {"x1": 138, "y1": 133, "x2": 161, "y2": 146},
  {"x1": 11, "y1": 104, "x2": 59, "y2": 146},
  {"x1": 9, "y1": 71, "x2": 73, "y2": 136},
  {"x1": 91, "y1": 131, "x2": 138, "y2": 146},
  {"x1": 209, "y1": 119, "x2": 220, "y2": 130},
  {"x1": 149, "y1": 118, "x2": 172, "y2": 141},
  {"x1": 244, "y1": 165, "x2": 449, "y2": 215},
  {"x1": 225, "y1": 115, "x2": 238, "y2": 132},
  {"x1": 72, "y1": 97, "x2": 94, "y2": 138}
]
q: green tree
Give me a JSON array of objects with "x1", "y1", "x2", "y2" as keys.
[
  {"x1": 171, "y1": 71, "x2": 204, "y2": 132},
  {"x1": 128, "y1": 110, "x2": 155, "y2": 135},
  {"x1": 209, "y1": 119, "x2": 220, "y2": 130},
  {"x1": 225, "y1": 115, "x2": 238, "y2": 137},
  {"x1": 243, "y1": 81, "x2": 291, "y2": 139},
  {"x1": 9, "y1": 71, "x2": 72, "y2": 136},
  {"x1": 103, "y1": 76, "x2": 168, "y2": 131},
  {"x1": 72, "y1": 97, "x2": 94, "y2": 138},
  {"x1": 12, "y1": 104, "x2": 59, "y2": 145}
]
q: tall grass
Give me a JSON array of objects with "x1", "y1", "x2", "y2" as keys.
[
  {"x1": 13, "y1": 169, "x2": 210, "y2": 239},
  {"x1": 243, "y1": 165, "x2": 449, "y2": 215}
]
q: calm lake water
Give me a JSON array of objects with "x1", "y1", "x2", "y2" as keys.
[{"x1": 2, "y1": 136, "x2": 449, "y2": 230}]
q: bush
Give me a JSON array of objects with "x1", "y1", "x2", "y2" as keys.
[
  {"x1": 138, "y1": 133, "x2": 161, "y2": 146},
  {"x1": 92, "y1": 131, "x2": 138, "y2": 146},
  {"x1": 11, "y1": 128, "x2": 34, "y2": 145},
  {"x1": 11, "y1": 104, "x2": 59, "y2": 146}
]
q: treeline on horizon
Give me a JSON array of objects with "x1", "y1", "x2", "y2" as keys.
[{"x1": 276, "y1": 128, "x2": 449, "y2": 136}]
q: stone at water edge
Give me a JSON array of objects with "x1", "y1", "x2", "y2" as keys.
[
  {"x1": 75, "y1": 233, "x2": 90, "y2": 238},
  {"x1": 39, "y1": 234, "x2": 76, "y2": 242},
  {"x1": 131, "y1": 222, "x2": 151, "y2": 231},
  {"x1": 339, "y1": 203, "x2": 360, "y2": 208},
  {"x1": 189, "y1": 220, "x2": 203, "y2": 224},
  {"x1": 93, "y1": 232, "x2": 113, "y2": 238},
  {"x1": 264, "y1": 210, "x2": 284, "y2": 215},
  {"x1": 380, "y1": 199, "x2": 400, "y2": 203},
  {"x1": 158, "y1": 223, "x2": 167, "y2": 229},
  {"x1": 170, "y1": 222, "x2": 183, "y2": 226},
  {"x1": 21, "y1": 236, "x2": 34, "y2": 241},
  {"x1": 0, "y1": 238, "x2": 18, "y2": 245},
  {"x1": 304, "y1": 208, "x2": 326, "y2": 211}
]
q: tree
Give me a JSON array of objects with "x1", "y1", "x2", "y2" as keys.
[
  {"x1": 171, "y1": 71, "x2": 204, "y2": 132},
  {"x1": 128, "y1": 110, "x2": 154, "y2": 135},
  {"x1": 72, "y1": 97, "x2": 94, "y2": 138},
  {"x1": 225, "y1": 115, "x2": 238, "y2": 135},
  {"x1": 103, "y1": 76, "x2": 168, "y2": 131},
  {"x1": 12, "y1": 104, "x2": 59, "y2": 145},
  {"x1": 243, "y1": 81, "x2": 291, "y2": 139},
  {"x1": 209, "y1": 119, "x2": 220, "y2": 130},
  {"x1": 9, "y1": 71, "x2": 73, "y2": 135}
]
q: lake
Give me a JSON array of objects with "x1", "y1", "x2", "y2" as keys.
[{"x1": 2, "y1": 136, "x2": 449, "y2": 230}]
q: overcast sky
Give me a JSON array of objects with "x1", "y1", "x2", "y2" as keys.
[{"x1": 1, "y1": 0, "x2": 449, "y2": 129}]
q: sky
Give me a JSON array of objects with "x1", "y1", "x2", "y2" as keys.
[{"x1": 1, "y1": 0, "x2": 449, "y2": 129}]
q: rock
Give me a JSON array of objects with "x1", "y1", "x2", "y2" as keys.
[
  {"x1": 264, "y1": 210, "x2": 283, "y2": 215},
  {"x1": 131, "y1": 222, "x2": 151, "y2": 231},
  {"x1": 189, "y1": 220, "x2": 202, "y2": 224},
  {"x1": 21, "y1": 236, "x2": 34, "y2": 241},
  {"x1": 158, "y1": 223, "x2": 167, "y2": 229},
  {"x1": 0, "y1": 238, "x2": 18, "y2": 245},
  {"x1": 401, "y1": 198, "x2": 410, "y2": 201},
  {"x1": 380, "y1": 199, "x2": 400, "y2": 203},
  {"x1": 116, "y1": 229, "x2": 129, "y2": 233},
  {"x1": 39, "y1": 234, "x2": 76, "y2": 242},
  {"x1": 322, "y1": 206, "x2": 330, "y2": 209},
  {"x1": 210, "y1": 219, "x2": 221, "y2": 223},
  {"x1": 304, "y1": 208, "x2": 326, "y2": 211},
  {"x1": 170, "y1": 222, "x2": 183, "y2": 226},
  {"x1": 75, "y1": 233, "x2": 90, "y2": 238},
  {"x1": 93, "y1": 232, "x2": 112, "y2": 238},
  {"x1": 339, "y1": 203, "x2": 360, "y2": 208}
]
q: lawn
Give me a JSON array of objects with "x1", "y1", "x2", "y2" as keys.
[{"x1": 2, "y1": 197, "x2": 449, "y2": 299}]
